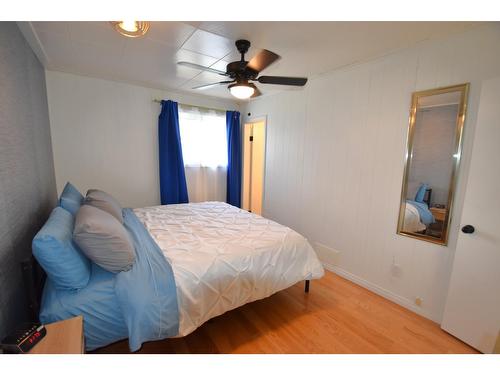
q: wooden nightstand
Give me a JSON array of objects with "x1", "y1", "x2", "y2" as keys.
[
  {"x1": 430, "y1": 207, "x2": 447, "y2": 222},
  {"x1": 28, "y1": 316, "x2": 84, "y2": 354}
]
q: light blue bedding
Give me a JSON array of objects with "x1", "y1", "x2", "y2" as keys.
[
  {"x1": 40, "y1": 263, "x2": 128, "y2": 349},
  {"x1": 39, "y1": 208, "x2": 179, "y2": 351},
  {"x1": 407, "y1": 200, "x2": 435, "y2": 225}
]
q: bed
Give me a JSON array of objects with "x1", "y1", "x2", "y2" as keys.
[
  {"x1": 403, "y1": 200, "x2": 435, "y2": 232},
  {"x1": 38, "y1": 202, "x2": 324, "y2": 351}
]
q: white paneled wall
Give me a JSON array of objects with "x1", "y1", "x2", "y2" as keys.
[
  {"x1": 46, "y1": 71, "x2": 239, "y2": 208},
  {"x1": 243, "y1": 25, "x2": 500, "y2": 322}
]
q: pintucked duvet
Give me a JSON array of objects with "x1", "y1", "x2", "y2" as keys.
[{"x1": 134, "y1": 202, "x2": 324, "y2": 337}]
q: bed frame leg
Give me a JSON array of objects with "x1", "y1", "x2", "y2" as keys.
[{"x1": 305, "y1": 280, "x2": 310, "y2": 293}]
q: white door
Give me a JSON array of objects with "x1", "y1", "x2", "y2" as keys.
[
  {"x1": 242, "y1": 124, "x2": 253, "y2": 211},
  {"x1": 441, "y1": 77, "x2": 500, "y2": 353},
  {"x1": 242, "y1": 121, "x2": 266, "y2": 215},
  {"x1": 249, "y1": 122, "x2": 266, "y2": 215}
]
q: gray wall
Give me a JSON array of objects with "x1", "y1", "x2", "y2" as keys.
[
  {"x1": 0, "y1": 22, "x2": 57, "y2": 339},
  {"x1": 407, "y1": 105, "x2": 458, "y2": 206}
]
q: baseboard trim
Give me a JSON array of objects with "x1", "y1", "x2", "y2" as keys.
[{"x1": 322, "y1": 263, "x2": 439, "y2": 323}]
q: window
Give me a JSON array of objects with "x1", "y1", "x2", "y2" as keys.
[{"x1": 178, "y1": 105, "x2": 227, "y2": 168}]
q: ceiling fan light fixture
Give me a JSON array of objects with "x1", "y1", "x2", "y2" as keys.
[
  {"x1": 229, "y1": 82, "x2": 255, "y2": 99},
  {"x1": 110, "y1": 21, "x2": 150, "y2": 38}
]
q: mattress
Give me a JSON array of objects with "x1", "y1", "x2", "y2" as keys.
[{"x1": 134, "y1": 202, "x2": 324, "y2": 337}]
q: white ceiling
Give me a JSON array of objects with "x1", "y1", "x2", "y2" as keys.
[{"x1": 22, "y1": 21, "x2": 484, "y2": 100}]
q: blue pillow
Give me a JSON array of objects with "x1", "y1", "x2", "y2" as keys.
[
  {"x1": 32, "y1": 207, "x2": 91, "y2": 290},
  {"x1": 59, "y1": 182, "x2": 83, "y2": 215},
  {"x1": 415, "y1": 183, "x2": 429, "y2": 203}
]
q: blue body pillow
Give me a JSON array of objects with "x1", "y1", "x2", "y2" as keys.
[
  {"x1": 414, "y1": 183, "x2": 429, "y2": 203},
  {"x1": 33, "y1": 207, "x2": 91, "y2": 290},
  {"x1": 59, "y1": 182, "x2": 84, "y2": 215}
]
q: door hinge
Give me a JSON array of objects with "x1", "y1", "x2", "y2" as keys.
[{"x1": 249, "y1": 136, "x2": 253, "y2": 142}]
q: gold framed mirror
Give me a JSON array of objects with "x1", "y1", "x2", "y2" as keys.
[{"x1": 397, "y1": 83, "x2": 469, "y2": 245}]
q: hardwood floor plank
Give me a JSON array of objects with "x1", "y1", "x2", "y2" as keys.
[{"x1": 94, "y1": 271, "x2": 478, "y2": 354}]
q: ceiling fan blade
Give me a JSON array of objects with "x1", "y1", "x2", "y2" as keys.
[
  {"x1": 251, "y1": 86, "x2": 262, "y2": 98},
  {"x1": 192, "y1": 81, "x2": 234, "y2": 90},
  {"x1": 257, "y1": 76, "x2": 308, "y2": 86},
  {"x1": 178, "y1": 61, "x2": 228, "y2": 76},
  {"x1": 246, "y1": 49, "x2": 280, "y2": 72}
]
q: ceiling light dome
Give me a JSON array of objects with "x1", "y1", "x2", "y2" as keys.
[
  {"x1": 228, "y1": 82, "x2": 255, "y2": 99},
  {"x1": 110, "y1": 21, "x2": 150, "y2": 38}
]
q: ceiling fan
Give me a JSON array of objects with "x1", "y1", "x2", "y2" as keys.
[{"x1": 177, "y1": 39, "x2": 308, "y2": 99}]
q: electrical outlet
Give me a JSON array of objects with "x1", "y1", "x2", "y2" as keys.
[
  {"x1": 391, "y1": 256, "x2": 402, "y2": 277},
  {"x1": 391, "y1": 263, "x2": 402, "y2": 277},
  {"x1": 415, "y1": 297, "x2": 423, "y2": 306}
]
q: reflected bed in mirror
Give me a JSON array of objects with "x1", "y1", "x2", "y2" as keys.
[{"x1": 397, "y1": 83, "x2": 469, "y2": 245}]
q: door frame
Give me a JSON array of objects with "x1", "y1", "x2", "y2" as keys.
[{"x1": 242, "y1": 115, "x2": 267, "y2": 215}]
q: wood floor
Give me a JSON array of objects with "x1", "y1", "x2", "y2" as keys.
[{"x1": 95, "y1": 271, "x2": 478, "y2": 354}]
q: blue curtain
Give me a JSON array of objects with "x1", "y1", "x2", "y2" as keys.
[
  {"x1": 226, "y1": 111, "x2": 242, "y2": 207},
  {"x1": 158, "y1": 100, "x2": 189, "y2": 205}
]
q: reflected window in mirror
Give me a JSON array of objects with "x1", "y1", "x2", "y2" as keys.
[{"x1": 397, "y1": 84, "x2": 469, "y2": 245}]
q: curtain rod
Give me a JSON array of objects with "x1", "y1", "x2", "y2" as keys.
[{"x1": 152, "y1": 99, "x2": 229, "y2": 113}]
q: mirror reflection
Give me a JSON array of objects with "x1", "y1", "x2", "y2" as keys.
[{"x1": 398, "y1": 84, "x2": 468, "y2": 245}]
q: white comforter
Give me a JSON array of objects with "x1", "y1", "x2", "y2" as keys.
[
  {"x1": 403, "y1": 202, "x2": 426, "y2": 233},
  {"x1": 133, "y1": 202, "x2": 324, "y2": 336}
]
